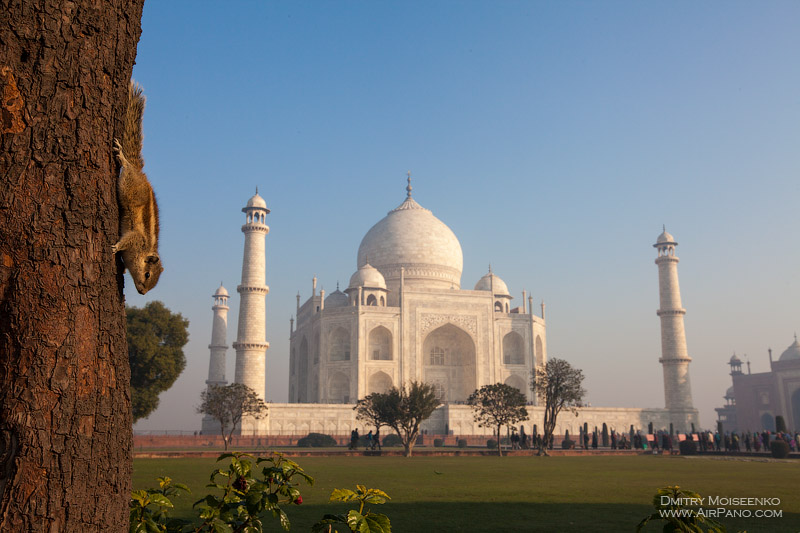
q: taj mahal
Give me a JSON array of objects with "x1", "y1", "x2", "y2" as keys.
[{"x1": 202, "y1": 178, "x2": 699, "y2": 437}]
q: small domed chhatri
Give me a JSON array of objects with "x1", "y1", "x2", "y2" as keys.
[
  {"x1": 245, "y1": 188, "x2": 270, "y2": 211},
  {"x1": 474, "y1": 268, "x2": 511, "y2": 297},
  {"x1": 656, "y1": 225, "x2": 676, "y2": 245},
  {"x1": 324, "y1": 287, "x2": 349, "y2": 309},
  {"x1": 347, "y1": 262, "x2": 386, "y2": 290},
  {"x1": 214, "y1": 283, "x2": 229, "y2": 298}
]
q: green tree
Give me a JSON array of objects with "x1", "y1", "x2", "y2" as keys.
[
  {"x1": 355, "y1": 381, "x2": 440, "y2": 457},
  {"x1": 530, "y1": 358, "x2": 585, "y2": 456},
  {"x1": 467, "y1": 383, "x2": 529, "y2": 457},
  {"x1": 127, "y1": 301, "x2": 189, "y2": 422},
  {"x1": 198, "y1": 383, "x2": 269, "y2": 450}
]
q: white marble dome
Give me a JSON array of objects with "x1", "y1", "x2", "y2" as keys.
[
  {"x1": 474, "y1": 271, "x2": 510, "y2": 297},
  {"x1": 324, "y1": 289, "x2": 349, "y2": 308},
  {"x1": 779, "y1": 336, "x2": 800, "y2": 361},
  {"x1": 725, "y1": 386, "x2": 735, "y2": 399},
  {"x1": 214, "y1": 284, "x2": 229, "y2": 297},
  {"x1": 357, "y1": 194, "x2": 463, "y2": 290},
  {"x1": 656, "y1": 228, "x2": 676, "y2": 244},
  {"x1": 245, "y1": 191, "x2": 269, "y2": 211},
  {"x1": 348, "y1": 263, "x2": 387, "y2": 290}
]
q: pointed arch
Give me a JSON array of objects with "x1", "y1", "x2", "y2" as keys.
[
  {"x1": 422, "y1": 323, "x2": 476, "y2": 402},
  {"x1": 369, "y1": 326, "x2": 393, "y2": 360},
  {"x1": 328, "y1": 372, "x2": 350, "y2": 404},
  {"x1": 504, "y1": 374, "x2": 526, "y2": 396},
  {"x1": 298, "y1": 337, "x2": 309, "y2": 402},
  {"x1": 535, "y1": 335, "x2": 544, "y2": 366},
  {"x1": 329, "y1": 327, "x2": 350, "y2": 361},
  {"x1": 368, "y1": 371, "x2": 393, "y2": 394},
  {"x1": 503, "y1": 331, "x2": 525, "y2": 365}
]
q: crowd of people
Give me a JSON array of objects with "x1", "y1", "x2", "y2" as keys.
[{"x1": 345, "y1": 426, "x2": 800, "y2": 454}]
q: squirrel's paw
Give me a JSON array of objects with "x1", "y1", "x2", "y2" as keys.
[
  {"x1": 113, "y1": 139, "x2": 127, "y2": 166},
  {"x1": 111, "y1": 242, "x2": 119, "y2": 253}
]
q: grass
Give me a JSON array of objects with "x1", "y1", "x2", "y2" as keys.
[{"x1": 133, "y1": 454, "x2": 800, "y2": 532}]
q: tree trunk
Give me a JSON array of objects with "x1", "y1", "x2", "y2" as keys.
[{"x1": 0, "y1": 1, "x2": 145, "y2": 529}]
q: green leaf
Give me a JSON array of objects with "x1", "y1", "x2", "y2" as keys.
[
  {"x1": 211, "y1": 518, "x2": 234, "y2": 533},
  {"x1": 330, "y1": 488, "x2": 357, "y2": 502},
  {"x1": 147, "y1": 494, "x2": 174, "y2": 508},
  {"x1": 172, "y1": 482, "x2": 191, "y2": 493},
  {"x1": 279, "y1": 509, "x2": 291, "y2": 532},
  {"x1": 131, "y1": 490, "x2": 149, "y2": 506},
  {"x1": 364, "y1": 512, "x2": 392, "y2": 533},
  {"x1": 347, "y1": 510, "x2": 368, "y2": 533}
]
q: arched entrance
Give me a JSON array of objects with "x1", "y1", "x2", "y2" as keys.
[{"x1": 422, "y1": 323, "x2": 476, "y2": 402}]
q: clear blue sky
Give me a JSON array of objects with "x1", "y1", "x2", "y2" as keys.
[{"x1": 129, "y1": 1, "x2": 800, "y2": 432}]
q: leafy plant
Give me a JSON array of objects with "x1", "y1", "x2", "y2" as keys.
[
  {"x1": 192, "y1": 452, "x2": 313, "y2": 532},
  {"x1": 313, "y1": 485, "x2": 391, "y2": 533},
  {"x1": 636, "y1": 486, "x2": 726, "y2": 532},
  {"x1": 129, "y1": 476, "x2": 191, "y2": 533}
]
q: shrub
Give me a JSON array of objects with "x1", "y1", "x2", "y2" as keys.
[
  {"x1": 382, "y1": 433, "x2": 402, "y2": 447},
  {"x1": 771, "y1": 439, "x2": 790, "y2": 459},
  {"x1": 297, "y1": 432, "x2": 337, "y2": 448},
  {"x1": 678, "y1": 439, "x2": 697, "y2": 456},
  {"x1": 433, "y1": 438, "x2": 444, "y2": 447},
  {"x1": 487, "y1": 439, "x2": 497, "y2": 450},
  {"x1": 457, "y1": 439, "x2": 468, "y2": 448},
  {"x1": 776, "y1": 415, "x2": 787, "y2": 433},
  {"x1": 561, "y1": 439, "x2": 575, "y2": 450}
]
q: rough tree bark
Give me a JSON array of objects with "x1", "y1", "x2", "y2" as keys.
[{"x1": 0, "y1": 1, "x2": 145, "y2": 530}]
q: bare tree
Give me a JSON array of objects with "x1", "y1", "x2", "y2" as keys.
[
  {"x1": 354, "y1": 381, "x2": 440, "y2": 457},
  {"x1": 198, "y1": 383, "x2": 269, "y2": 450},
  {"x1": 467, "y1": 383, "x2": 529, "y2": 457},
  {"x1": 531, "y1": 358, "x2": 585, "y2": 456},
  {"x1": 0, "y1": 1, "x2": 144, "y2": 529}
]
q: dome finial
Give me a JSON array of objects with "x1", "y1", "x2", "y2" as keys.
[
  {"x1": 663, "y1": 224, "x2": 666, "y2": 232},
  {"x1": 488, "y1": 263, "x2": 492, "y2": 274},
  {"x1": 406, "y1": 171, "x2": 412, "y2": 198}
]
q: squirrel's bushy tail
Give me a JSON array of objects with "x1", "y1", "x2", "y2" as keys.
[{"x1": 122, "y1": 80, "x2": 146, "y2": 170}]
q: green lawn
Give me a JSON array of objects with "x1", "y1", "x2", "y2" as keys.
[{"x1": 133, "y1": 454, "x2": 800, "y2": 532}]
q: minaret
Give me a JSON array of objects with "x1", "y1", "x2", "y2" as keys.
[
  {"x1": 653, "y1": 227, "x2": 698, "y2": 431},
  {"x1": 202, "y1": 283, "x2": 229, "y2": 433},
  {"x1": 233, "y1": 190, "x2": 270, "y2": 403}
]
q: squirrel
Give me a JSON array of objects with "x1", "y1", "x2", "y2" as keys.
[{"x1": 112, "y1": 81, "x2": 163, "y2": 294}]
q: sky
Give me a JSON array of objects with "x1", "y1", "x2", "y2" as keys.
[{"x1": 129, "y1": 1, "x2": 800, "y2": 432}]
